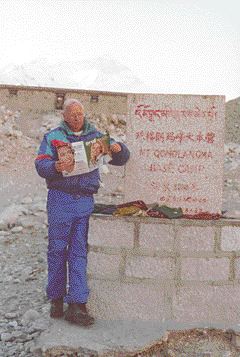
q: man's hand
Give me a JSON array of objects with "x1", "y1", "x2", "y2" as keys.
[
  {"x1": 110, "y1": 143, "x2": 121, "y2": 153},
  {"x1": 55, "y1": 160, "x2": 73, "y2": 172}
]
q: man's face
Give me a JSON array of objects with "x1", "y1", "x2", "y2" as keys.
[
  {"x1": 63, "y1": 103, "x2": 84, "y2": 132},
  {"x1": 57, "y1": 146, "x2": 74, "y2": 164}
]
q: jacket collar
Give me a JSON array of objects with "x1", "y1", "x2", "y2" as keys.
[{"x1": 60, "y1": 118, "x2": 97, "y2": 136}]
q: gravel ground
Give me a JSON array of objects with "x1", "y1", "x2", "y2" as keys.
[{"x1": 0, "y1": 196, "x2": 50, "y2": 356}]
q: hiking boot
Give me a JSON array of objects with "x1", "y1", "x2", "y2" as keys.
[
  {"x1": 64, "y1": 303, "x2": 95, "y2": 326},
  {"x1": 50, "y1": 297, "x2": 64, "y2": 318}
]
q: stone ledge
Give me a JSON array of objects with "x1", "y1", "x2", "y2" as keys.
[
  {"x1": 174, "y1": 280, "x2": 239, "y2": 287},
  {"x1": 91, "y1": 214, "x2": 240, "y2": 226},
  {"x1": 33, "y1": 320, "x2": 240, "y2": 357},
  {"x1": 178, "y1": 251, "x2": 234, "y2": 258}
]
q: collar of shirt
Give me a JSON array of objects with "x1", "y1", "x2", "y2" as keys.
[{"x1": 72, "y1": 130, "x2": 83, "y2": 136}]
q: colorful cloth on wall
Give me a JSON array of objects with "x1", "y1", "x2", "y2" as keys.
[
  {"x1": 147, "y1": 205, "x2": 183, "y2": 219},
  {"x1": 182, "y1": 212, "x2": 222, "y2": 220},
  {"x1": 93, "y1": 201, "x2": 222, "y2": 220},
  {"x1": 93, "y1": 204, "x2": 117, "y2": 215}
]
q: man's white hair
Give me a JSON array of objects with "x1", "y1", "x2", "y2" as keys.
[{"x1": 62, "y1": 98, "x2": 84, "y2": 114}]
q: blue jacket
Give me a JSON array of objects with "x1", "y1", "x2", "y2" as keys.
[{"x1": 35, "y1": 119, "x2": 130, "y2": 195}]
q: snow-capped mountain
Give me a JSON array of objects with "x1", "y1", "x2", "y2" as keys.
[{"x1": 0, "y1": 57, "x2": 149, "y2": 92}]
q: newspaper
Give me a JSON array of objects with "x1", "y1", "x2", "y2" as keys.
[{"x1": 55, "y1": 134, "x2": 112, "y2": 177}]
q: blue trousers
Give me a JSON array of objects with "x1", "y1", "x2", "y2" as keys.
[{"x1": 46, "y1": 189, "x2": 94, "y2": 304}]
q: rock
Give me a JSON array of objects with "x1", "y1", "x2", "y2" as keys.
[
  {"x1": 30, "y1": 318, "x2": 50, "y2": 332},
  {"x1": 0, "y1": 332, "x2": 13, "y2": 342},
  {"x1": 8, "y1": 320, "x2": 18, "y2": 328},
  {"x1": 11, "y1": 331, "x2": 27, "y2": 340},
  {"x1": 11, "y1": 226, "x2": 23, "y2": 233},
  {"x1": 16, "y1": 343, "x2": 24, "y2": 352},
  {"x1": 5, "y1": 312, "x2": 18, "y2": 319},
  {"x1": 13, "y1": 130, "x2": 23, "y2": 138},
  {"x1": 31, "y1": 202, "x2": 46, "y2": 212},
  {"x1": 22, "y1": 266, "x2": 35, "y2": 276},
  {"x1": 115, "y1": 185, "x2": 124, "y2": 193},
  {"x1": 0, "y1": 223, "x2": 8, "y2": 231},
  {"x1": 22, "y1": 142, "x2": 32, "y2": 149},
  {"x1": 5, "y1": 346, "x2": 21, "y2": 356},
  {"x1": 0, "y1": 204, "x2": 28, "y2": 228},
  {"x1": 21, "y1": 197, "x2": 33, "y2": 204},
  {"x1": 0, "y1": 231, "x2": 10, "y2": 236},
  {"x1": 111, "y1": 114, "x2": 119, "y2": 125},
  {"x1": 21, "y1": 309, "x2": 40, "y2": 324},
  {"x1": 33, "y1": 196, "x2": 45, "y2": 203},
  {"x1": 17, "y1": 217, "x2": 37, "y2": 229},
  {"x1": 31, "y1": 210, "x2": 45, "y2": 216},
  {"x1": 24, "y1": 340, "x2": 35, "y2": 353},
  {"x1": 13, "y1": 279, "x2": 21, "y2": 284},
  {"x1": 33, "y1": 223, "x2": 47, "y2": 231}
]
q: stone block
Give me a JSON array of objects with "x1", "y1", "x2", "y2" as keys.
[
  {"x1": 125, "y1": 94, "x2": 225, "y2": 215},
  {"x1": 89, "y1": 218, "x2": 134, "y2": 248},
  {"x1": 177, "y1": 226, "x2": 215, "y2": 252},
  {"x1": 172, "y1": 285, "x2": 240, "y2": 323},
  {"x1": 234, "y1": 257, "x2": 240, "y2": 279},
  {"x1": 87, "y1": 252, "x2": 121, "y2": 277},
  {"x1": 181, "y1": 257, "x2": 230, "y2": 281},
  {"x1": 221, "y1": 226, "x2": 240, "y2": 251},
  {"x1": 139, "y1": 223, "x2": 174, "y2": 251},
  {"x1": 88, "y1": 279, "x2": 172, "y2": 320},
  {"x1": 125, "y1": 256, "x2": 174, "y2": 280}
]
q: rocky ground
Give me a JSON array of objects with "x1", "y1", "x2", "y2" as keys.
[
  {"x1": 223, "y1": 142, "x2": 240, "y2": 217},
  {"x1": 0, "y1": 106, "x2": 240, "y2": 356},
  {"x1": 0, "y1": 193, "x2": 52, "y2": 356}
]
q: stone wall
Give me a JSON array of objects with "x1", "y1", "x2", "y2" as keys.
[
  {"x1": 87, "y1": 215, "x2": 240, "y2": 324},
  {"x1": 0, "y1": 84, "x2": 127, "y2": 116}
]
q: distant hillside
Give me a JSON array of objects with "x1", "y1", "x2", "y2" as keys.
[{"x1": 225, "y1": 97, "x2": 240, "y2": 143}]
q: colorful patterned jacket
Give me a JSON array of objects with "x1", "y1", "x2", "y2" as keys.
[{"x1": 35, "y1": 119, "x2": 130, "y2": 195}]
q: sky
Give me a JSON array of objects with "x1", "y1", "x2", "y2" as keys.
[{"x1": 0, "y1": 0, "x2": 240, "y2": 100}]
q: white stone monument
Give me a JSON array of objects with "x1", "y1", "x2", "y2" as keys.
[{"x1": 125, "y1": 94, "x2": 225, "y2": 214}]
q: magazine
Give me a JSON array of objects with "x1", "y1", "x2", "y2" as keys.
[{"x1": 55, "y1": 134, "x2": 112, "y2": 177}]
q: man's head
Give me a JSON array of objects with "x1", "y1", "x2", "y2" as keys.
[
  {"x1": 63, "y1": 99, "x2": 85, "y2": 132},
  {"x1": 90, "y1": 140, "x2": 105, "y2": 164},
  {"x1": 57, "y1": 145, "x2": 74, "y2": 164}
]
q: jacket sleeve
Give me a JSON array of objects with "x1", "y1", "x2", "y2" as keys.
[
  {"x1": 108, "y1": 140, "x2": 130, "y2": 166},
  {"x1": 35, "y1": 134, "x2": 62, "y2": 179}
]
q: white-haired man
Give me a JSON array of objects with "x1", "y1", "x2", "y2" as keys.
[{"x1": 35, "y1": 99, "x2": 130, "y2": 326}]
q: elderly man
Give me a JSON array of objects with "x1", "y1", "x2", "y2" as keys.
[{"x1": 35, "y1": 99, "x2": 130, "y2": 326}]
